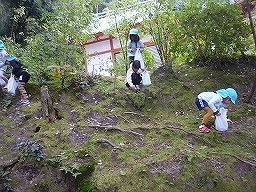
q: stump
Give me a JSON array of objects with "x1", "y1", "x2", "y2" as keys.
[
  {"x1": 0, "y1": 87, "x2": 3, "y2": 99},
  {"x1": 41, "y1": 86, "x2": 56, "y2": 123}
]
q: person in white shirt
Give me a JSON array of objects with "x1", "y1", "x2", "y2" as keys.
[
  {"x1": 195, "y1": 88, "x2": 238, "y2": 133},
  {"x1": 125, "y1": 60, "x2": 142, "y2": 92}
]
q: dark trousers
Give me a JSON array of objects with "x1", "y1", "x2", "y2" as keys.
[
  {"x1": 126, "y1": 72, "x2": 142, "y2": 88},
  {"x1": 19, "y1": 71, "x2": 30, "y2": 83}
]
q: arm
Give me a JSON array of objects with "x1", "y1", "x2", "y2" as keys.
[
  {"x1": 0, "y1": 63, "x2": 5, "y2": 68},
  {"x1": 0, "y1": 50, "x2": 8, "y2": 68},
  {"x1": 126, "y1": 68, "x2": 135, "y2": 89},
  {"x1": 208, "y1": 96, "x2": 222, "y2": 115},
  {"x1": 138, "y1": 41, "x2": 144, "y2": 52},
  {"x1": 127, "y1": 42, "x2": 133, "y2": 54}
]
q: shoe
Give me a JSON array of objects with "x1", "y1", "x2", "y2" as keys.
[
  {"x1": 17, "y1": 100, "x2": 24, "y2": 105},
  {"x1": 21, "y1": 100, "x2": 30, "y2": 105},
  {"x1": 210, "y1": 123, "x2": 215, "y2": 129},
  {"x1": 198, "y1": 125, "x2": 210, "y2": 133},
  {"x1": 227, "y1": 119, "x2": 233, "y2": 124}
]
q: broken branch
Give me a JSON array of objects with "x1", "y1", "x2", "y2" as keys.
[
  {"x1": 166, "y1": 125, "x2": 214, "y2": 147},
  {"x1": 96, "y1": 139, "x2": 124, "y2": 151},
  {"x1": 88, "y1": 125, "x2": 143, "y2": 137},
  {"x1": 209, "y1": 152, "x2": 256, "y2": 167}
]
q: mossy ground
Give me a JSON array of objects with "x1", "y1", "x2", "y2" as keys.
[{"x1": 0, "y1": 62, "x2": 255, "y2": 192}]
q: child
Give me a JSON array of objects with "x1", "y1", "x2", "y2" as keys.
[
  {"x1": 125, "y1": 60, "x2": 142, "y2": 92},
  {"x1": 5, "y1": 55, "x2": 31, "y2": 105},
  {"x1": 127, "y1": 28, "x2": 144, "y2": 63},
  {"x1": 0, "y1": 40, "x2": 8, "y2": 87},
  {"x1": 195, "y1": 88, "x2": 238, "y2": 133}
]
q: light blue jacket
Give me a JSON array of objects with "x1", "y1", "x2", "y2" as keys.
[{"x1": 127, "y1": 40, "x2": 144, "y2": 57}]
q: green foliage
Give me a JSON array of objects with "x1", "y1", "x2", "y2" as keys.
[
  {"x1": 48, "y1": 155, "x2": 68, "y2": 165},
  {"x1": 142, "y1": 0, "x2": 180, "y2": 71},
  {"x1": 16, "y1": 140, "x2": 45, "y2": 162},
  {"x1": 142, "y1": 47, "x2": 157, "y2": 72},
  {"x1": 76, "y1": 162, "x2": 97, "y2": 192},
  {"x1": 181, "y1": 145, "x2": 208, "y2": 162},
  {"x1": 177, "y1": 0, "x2": 250, "y2": 60},
  {"x1": 130, "y1": 92, "x2": 146, "y2": 109},
  {"x1": 104, "y1": 0, "x2": 144, "y2": 71},
  {"x1": 142, "y1": 0, "x2": 250, "y2": 67},
  {"x1": 3, "y1": 183, "x2": 13, "y2": 192},
  {"x1": 0, "y1": 0, "x2": 55, "y2": 43},
  {"x1": 60, "y1": 163, "x2": 82, "y2": 179}
]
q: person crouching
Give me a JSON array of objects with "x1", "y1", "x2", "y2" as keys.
[
  {"x1": 125, "y1": 60, "x2": 142, "y2": 92},
  {"x1": 5, "y1": 55, "x2": 31, "y2": 105}
]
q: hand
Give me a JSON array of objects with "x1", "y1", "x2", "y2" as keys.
[
  {"x1": 131, "y1": 85, "x2": 136, "y2": 90},
  {"x1": 215, "y1": 113, "x2": 221, "y2": 116}
]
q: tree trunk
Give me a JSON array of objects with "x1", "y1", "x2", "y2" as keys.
[
  {"x1": 0, "y1": 87, "x2": 3, "y2": 99},
  {"x1": 245, "y1": 73, "x2": 256, "y2": 103},
  {"x1": 245, "y1": 2, "x2": 256, "y2": 103},
  {"x1": 40, "y1": 85, "x2": 56, "y2": 123}
]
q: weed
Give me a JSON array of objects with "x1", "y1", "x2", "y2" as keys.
[
  {"x1": 16, "y1": 140, "x2": 45, "y2": 162},
  {"x1": 60, "y1": 163, "x2": 82, "y2": 179},
  {"x1": 48, "y1": 155, "x2": 68, "y2": 165}
]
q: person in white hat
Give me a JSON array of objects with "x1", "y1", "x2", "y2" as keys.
[
  {"x1": 0, "y1": 40, "x2": 9, "y2": 87},
  {"x1": 195, "y1": 88, "x2": 238, "y2": 133}
]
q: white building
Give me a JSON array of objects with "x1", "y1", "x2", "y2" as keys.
[{"x1": 84, "y1": 0, "x2": 161, "y2": 76}]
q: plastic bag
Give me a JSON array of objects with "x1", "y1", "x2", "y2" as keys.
[
  {"x1": 7, "y1": 75, "x2": 18, "y2": 95},
  {"x1": 134, "y1": 49, "x2": 145, "y2": 70},
  {"x1": 215, "y1": 108, "x2": 228, "y2": 132},
  {"x1": 0, "y1": 78, "x2": 6, "y2": 87},
  {"x1": 141, "y1": 71, "x2": 151, "y2": 86}
]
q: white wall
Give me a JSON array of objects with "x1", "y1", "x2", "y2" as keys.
[{"x1": 87, "y1": 52, "x2": 113, "y2": 76}]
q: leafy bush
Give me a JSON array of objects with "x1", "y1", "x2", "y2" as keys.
[{"x1": 16, "y1": 140, "x2": 45, "y2": 162}]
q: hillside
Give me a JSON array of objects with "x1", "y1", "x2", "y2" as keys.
[{"x1": 0, "y1": 60, "x2": 255, "y2": 192}]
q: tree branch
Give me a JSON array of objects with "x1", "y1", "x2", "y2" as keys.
[
  {"x1": 166, "y1": 125, "x2": 214, "y2": 146},
  {"x1": 87, "y1": 125, "x2": 143, "y2": 137},
  {"x1": 208, "y1": 152, "x2": 256, "y2": 167},
  {"x1": 124, "y1": 111, "x2": 146, "y2": 117},
  {"x1": 96, "y1": 139, "x2": 124, "y2": 151}
]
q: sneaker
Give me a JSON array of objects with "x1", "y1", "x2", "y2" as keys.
[
  {"x1": 16, "y1": 100, "x2": 24, "y2": 105},
  {"x1": 198, "y1": 125, "x2": 210, "y2": 133},
  {"x1": 210, "y1": 123, "x2": 215, "y2": 129},
  {"x1": 21, "y1": 100, "x2": 31, "y2": 106},
  {"x1": 227, "y1": 119, "x2": 234, "y2": 124}
]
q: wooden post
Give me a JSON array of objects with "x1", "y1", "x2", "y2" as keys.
[
  {"x1": 0, "y1": 87, "x2": 3, "y2": 99},
  {"x1": 40, "y1": 86, "x2": 56, "y2": 123}
]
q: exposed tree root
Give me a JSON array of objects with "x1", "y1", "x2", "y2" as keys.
[
  {"x1": 209, "y1": 152, "x2": 256, "y2": 167},
  {"x1": 124, "y1": 112, "x2": 146, "y2": 117},
  {"x1": 96, "y1": 139, "x2": 124, "y2": 151},
  {"x1": 88, "y1": 125, "x2": 143, "y2": 137},
  {"x1": 1, "y1": 157, "x2": 19, "y2": 170},
  {"x1": 114, "y1": 114, "x2": 131, "y2": 124},
  {"x1": 166, "y1": 125, "x2": 214, "y2": 147}
]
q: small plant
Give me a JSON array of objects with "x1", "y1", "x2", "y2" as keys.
[
  {"x1": 181, "y1": 145, "x2": 207, "y2": 162},
  {"x1": 48, "y1": 155, "x2": 68, "y2": 165},
  {"x1": 3, "y1": 182, "x2": 13, "y2": 192},
  {"x1": 16, "y1": 140, "x2": 45, "y2": 162},
  {"x1": 59, "y1": 163, "x2": 82, "y2": 179}
]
